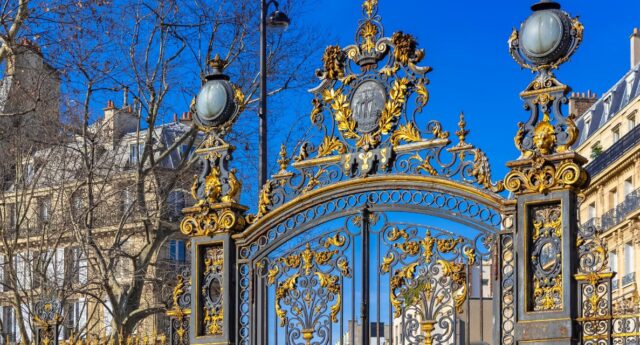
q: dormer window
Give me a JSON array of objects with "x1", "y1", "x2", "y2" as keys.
[
  {"x1": 603, "y1": 94, "x2": 613, "y2": 119},
  {"x1": 624, "y1": 74, "x2": 636, "y2": 105},
  {"x1": 581, "y1": 114, "x2": 592, "y2": 143}
]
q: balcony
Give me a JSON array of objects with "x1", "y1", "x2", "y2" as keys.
[
  {"x1": 581, "y1": 186, "x2": 640, "y2": 232},
  {"x1": 622, "y1": 272, "x2": 636, "y2": 286},
  {"x1": 586, "y1": 123, "x2": 640, "y2": 177},
  {"x1": 612, "y1": 278, "x2": 619, "y2": 290}
]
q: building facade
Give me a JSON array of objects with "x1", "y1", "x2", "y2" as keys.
[
  {"x1": 575, "y1": 27, "x2": 640, "y2": 313},
  {"x1": 0, "y1": 45, "x2": 194, "y2": 343}
]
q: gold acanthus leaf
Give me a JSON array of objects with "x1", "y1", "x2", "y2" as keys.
[
  {"x1": 391, "y1": 122, "x2": 422, "y2": 146},
  {"x1": 317, "y1": 136, "x2": 347, "y2": 158}
]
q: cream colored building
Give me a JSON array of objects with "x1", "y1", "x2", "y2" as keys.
[
  {"x1": 0, "y1": 44, "x2": 193, "y2": 343},
  {"x1": 574, "y1": 28, "x2": 640, "y2": 312}
]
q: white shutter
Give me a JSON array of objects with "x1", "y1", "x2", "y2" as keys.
[
  {"x1": 78, "y1": 299, "x2": 87, "y2": 336},
  {"x1": 15, "y1": 255, "x2": 25, "y2": 289},
  {"x1": 78, "y1": 251, "x2": 87, "y2": 284},
  {"x1": 54, "y1": 248, "x2": 65, "y2": 287},
  {"x1": 103, "y1": 299, "x2": 113, "y2": 336}
]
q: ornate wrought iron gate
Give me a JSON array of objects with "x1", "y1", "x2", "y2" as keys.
[{"x1": 161, "y1": 1, "x2": 617, "y2": 345}]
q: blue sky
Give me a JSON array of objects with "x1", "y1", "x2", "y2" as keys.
[{"x1": 275, "y1": 0, "x2": 640, "y2": 179}]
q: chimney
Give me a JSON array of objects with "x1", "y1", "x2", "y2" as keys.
[
  {"x1": 632, "y1": 28, "x2": 640, "y2": 68},
  {"x1": 569, "y1": 90, "x2": 598, "y2": 118},
  {"x1": 123, "y1": 86, "x2": 129, "y2": 107}
]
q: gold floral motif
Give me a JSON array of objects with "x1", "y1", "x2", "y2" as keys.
[
  {"x1": 268, "y1": 240, "x2": 349, "y2": 335},
  {"x1": 557, "y1": 114, "x2": 578, "y2": 153},
  {"x1": 455, "y1": 112, "x2": 469, "y2": 146},
  {"x1": 391, "y1": 31, "x2": 423, "y2": 66},
  {"x1": 533, "y1": 276, "x2": 563, "y2": 312},
  {"x1": 310, "y1": 98, "x2": 324, "y2": 125},
  {"x1": 361, "y1": 22, "x2": 378, "y2": 53},
  {"x1": 317, "y1": 136, "x2": 347, "y2": 157},
  {"x1": 233, "y1": 85, "x2": 246, "y2": 113},
  {"x1": 362, "y1": 0, "x2": 378, "y2": 17},
  {"x1": 391, "y1": 122, "x2": 422, "y2": 146},
  {"x1": 324, "y1": 88, "x2": 359, "y2": 140},
  {"x1": 322, "y1": 45, "x2": 346, "y2": 80}
]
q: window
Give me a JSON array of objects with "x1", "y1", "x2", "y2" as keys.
[
  {"x1": 71, "y1": 193, "x2": 83, "y2": 219},
  {"x1": 120, "y1": 188, "x2": 134, "y2": 216},
  {"x1": 168, "y1": 190, "x2": 185, "y2": 219},
  {"x1": 129, "y1": 143, "x2": 144, "y2": 164},
  {"x1": 69, "y1": 248, "x2": 87, "y2": 285},
  {"x1": 6, "y1": 204, "x2": 16, "y2": 229},
  {"x1": 624, "y1": 242, "x2": 634, "y2": 275},
  {"x1": 625, "y1": 178, "x2": 634, "y2": 197},
  {"x1": 603, "y1": 94, "x2": 613, "y2": 119},
  {"x1": 624, "y1": 75, "x2": 636, "y2": 104},
  {"x1": 1, "y1": 306, "x2": 16, "y2": 342},
  {"x1": 609, "y1": 188, "x2": 618, "y2": 210},
  {"x1": 590, "y1": 141, "x2": 603, "y2": 159},
  {"x1": 612, "y1": 125, "x2": 621, "y2": 143},
  {"x1": 628, "y1": 114, "x2": 637, "y2": 130},
  {"x1": 169, "y1": 240, "x2": 186, "y2": 262},
  {"x1": 65, "y1": 299, "x2": 87, "y2": 338},
  {"x1": 179, "y1": 144, "x2": 191, "y2": 159},
  {"x1": 588, "y1": 202, "x2": 596, "y2": 220},
  {"x1": 39, "y1": 197, "x2": 51, "y2": 224},
  {"x1": 103, "y1": 299, "x2": 113, "y2": 336},
  {"x1": 581, "y1": 116, "x2": 592, "y2": 142},
  {"x1": 610, "y1": 250, "x2": 618, "y2": 272}
]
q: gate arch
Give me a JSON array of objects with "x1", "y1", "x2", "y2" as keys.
[{"x1": 228, "y1": 2, "x2": 513, "y2": 343}]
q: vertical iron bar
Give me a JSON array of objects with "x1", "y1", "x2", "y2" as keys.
[
  {"x1": 388, "y1": 270, "x2": 393, "y2": 345},
  {"x1": 351, "y1": 238, "x2": 356, "y2": 345},
  {"x1": 361, "y1": 208, "x2": 370, "y2": 345},
  {"x1": 479, "y1": 261, "x2": 484, "y2": 343},
  {"x1": 340, "y1": 278, "x2": 344, "y2": 345},
  {"x1": 258, "y1": 0, "x2": 268, "y2": 188},
  {"x1": 376, "y1": 230, "x2": 381, "y2": 344},
  {"x1": 465, "y1": 264, "x2": 471, "y2": 345}
]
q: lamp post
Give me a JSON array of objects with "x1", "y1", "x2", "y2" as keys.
[{"x1": 259, "y1": 0, "x2": 290, "y2": 188}]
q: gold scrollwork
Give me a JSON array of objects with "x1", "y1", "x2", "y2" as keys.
[
  {"x1": 246, "y1": 181, "x2": 273, "y2": 224},
  {"x1": 321, "y1": 45, "x2": 346, "y2": 81},
  {"x1": 504, "y1": 156, "x2": 587, "y2": 194}
]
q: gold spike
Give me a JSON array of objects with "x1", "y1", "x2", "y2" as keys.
[{"x1": 455, "y1": 112, "x2": 470, "y2": 145}]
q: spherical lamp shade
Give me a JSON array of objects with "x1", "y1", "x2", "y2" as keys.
[
  {"x1": 194, "y1": 78, "x2": 236, "y2": 129},
  {"x1": 520, "y1": 11, "x2": 563, "y2": 58}
]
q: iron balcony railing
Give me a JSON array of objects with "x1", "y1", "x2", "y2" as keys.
[
  {"x1": 581, "y1": 186, "x2": 640, "y2": 232},
  {"x1": 586, "y1": 123, "x2": 640, "y2": 177},
  {"x1": 622, "y1": 272, "x2": 636, "y2": 286}
]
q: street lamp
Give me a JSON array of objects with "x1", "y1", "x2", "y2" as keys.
[{"x1": 259, "y1": 0, "x2": 291, "y2": 189}]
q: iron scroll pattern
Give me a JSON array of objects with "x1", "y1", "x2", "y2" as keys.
[
  {"x1": 380, "y1": 222, "x2": 491, "y2": 345},
  {"x1": 245, "y1": 0, "x2": 505, "y2": 227},
  {"x1": 575, "y1": 222, "x2": 617, "y2": 345},
  {"x1": 167, "y1": 268, "x2": 191, "y2": 345},
  {"x1": 262, "y1": 232, "x2": 352, "y2": 345}
]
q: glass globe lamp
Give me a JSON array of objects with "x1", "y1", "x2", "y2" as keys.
[
  {"x1": 193, "y1": 56, "x2": 237, "y2": 130},
  {"x1": 517, "y1": 0, "x2": 574, "y2": 67}
]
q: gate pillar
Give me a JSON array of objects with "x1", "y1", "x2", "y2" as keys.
[
  {"x1": 504, "y1": 1, "x2": 588, "y2": 344},
  {"x1": 171, "y1": 56, "x2": 249, "y2": 345}
]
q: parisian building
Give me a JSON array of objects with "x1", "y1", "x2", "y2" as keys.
[
  {"x1": 0, "y1": 42, "x2": 192, "y2": 342},
  {"x1": 575, "y1": 28, "x2": 640, "y2": 313}
]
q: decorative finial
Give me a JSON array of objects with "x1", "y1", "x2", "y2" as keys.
[
  {"x1": 455, "y1": 112, "x2": 470, "y2": 145},
  {"x1": 278, "y1": 144, "x2": 290, "y2": 172},
  {"x1": 207, "y1": 54, "x2": 228, "y2": 72},
  {"x1": 362, "y1": 0, "x2": 378, "y2": 18}
]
